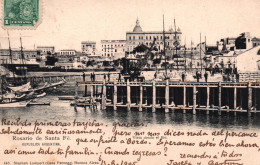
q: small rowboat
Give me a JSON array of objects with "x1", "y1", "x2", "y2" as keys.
[{"x1": 0, "y1": 100, "x2": 31, "y2": 108}]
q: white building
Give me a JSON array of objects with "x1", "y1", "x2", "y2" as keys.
[
  {"x1": 59, "y1": 49, "x2": 77, "y2": 56},
  {"x1": 125, "y1": 18, "x2": 182, "y2": 52},
  {"x1": 81, "y1": 41, "x2": 96, "y2": 55},
  {"x1": 101, "y1": 40, "x2": 126, "y2": 59},
  {"x1": 37, "y1": 46, "x2": 55, "y2": 54},
  {"x1": 236, "y1": 45, "x2": 260, "y2": 72}
]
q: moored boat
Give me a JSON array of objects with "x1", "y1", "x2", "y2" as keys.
[{"x1": 0, "y1": 100, "x2": 31, "y2": 108}]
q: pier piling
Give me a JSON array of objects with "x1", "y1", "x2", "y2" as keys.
[
  {"x1": 218, "y1": 82, "x2": 222, "y2": 116},
  {"x1": 139, "y1": 85, "x2": 143, "y2": 112},
  {"x1": 127, "y1": 80, "x2": 131, "y2": 111},
  {"x1": 193, "y1": 86, "x2": 196, "y2": 115},
  {"x1": 234, "y1": 87, "x2": 237, "y2": 116},
  {"x1": 152, "y1": 80, "x2": 156, "y2": 113},
  {"x1": 102, "y1": 80, "x2": 106, "y2": 110},
  {"x1": 113, "y1": 80, "x2": 117, "y2": 111},
  {"x1": 183, "y1": 85, "x2": 186, "y2": 114},
  {"x1": 206, "y1": 86, "x2": 210, "y2": 115},
  {"x1": 165, "y1": 80, "x2": 169, "y2": 113},
  {"x1": 248, "y1": 82, "x2": 252, "y2": 117}
]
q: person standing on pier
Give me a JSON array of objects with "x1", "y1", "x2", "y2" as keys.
[
  {"x1": 154, "y1": 72, "x2": 157, "y2": 79},
  {"x1": 104, "y1": 74, "x2": 106, "y2": 81},
  {"x1": 118, "y1": 73, "x2": 121, "y2": 82},
  {"x1": 108, "y1": 71, "x2": 110, "y2": 82},
  {"x1": 204, "y1": 71, "x2": 208, "y2": 82},
  {"x1": 93, "y1": 72, "x2": 96, "y2": 81},
  {"x1": 82, "y1": 72, "x2": 86, "y2": 82},
  {"x1": 196, "y1": 71, "x2": 200, "y2": 82},
  {"x1": 236, "y1": 73, "x2": 239, "y2": 82},
  {"x1": 181, "y1": 72, "x2": 186, "y2": 82}
]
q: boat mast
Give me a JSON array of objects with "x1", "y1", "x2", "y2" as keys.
[
  {"x1": 7, "y1": 31, "x2": 16, "y2": 83},
  {"x1": 200, "y1": 33, "x2": 202, "y2": 71},
  {"x1": 174, "y1": 18, "x2": 178, "y2": 71},
  {"x1": 20, "y1": 35, "x2": 27, "y2": 80},
  {"x1": 191, "y1": 40, "x2": 193, "y2": 70},
  {"x1": 163, "y1": 15, "x2": 167, "y2": 77},
  {"x1": 184, "y1": 36, "x2": 186, "y2": 71},
  {"x1": 205, "y1": 35, "x2": 207, "y2": 70}
]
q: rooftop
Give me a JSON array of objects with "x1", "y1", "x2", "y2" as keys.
[
  {"x1": 101, "y1": 40, "x2": 126, "y2": 43},
  {"x1": 133, "y1": 18, "x2": 142, "y2": 32},
  {"x1": 81, "y1": 41, "x2": 96, "y2": 44}
]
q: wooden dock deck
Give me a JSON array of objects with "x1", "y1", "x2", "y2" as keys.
[{"x1": 73, "y1": 80, "x2": 260, "y2": 116}]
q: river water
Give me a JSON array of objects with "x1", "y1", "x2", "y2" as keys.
[{"x1": 0, "y1": 94, "x2": 259, "y2": 131}]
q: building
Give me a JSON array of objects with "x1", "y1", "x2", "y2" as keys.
[
  {"x1": 236, "y1": 45, "x2": 260, "y2": 72},
  {"x1": 101, "y1": 40, "x2": 126, "y2": 59},
  {"x1": 217, "y1": 38, "x2": 236, "y2": 52},
  {"x1": 59, "y1": 49, "x2": 77, "y2": 56},
  {"x1": 235, "y1": 32, "x2": 253, "y2": 50},
  {"x1": 81, "y1": 41, "x2": 96, "y2": 55},
  {"x1": 252, "y1": 37, "x2": 260, "y2": 47},
  {"x1": 55, "y1": 55, "x2": 86, "y2": 70},
  {"x1": 125, "y1": 18, "x2": 182, "y2": 52},
  {"x1": 0, "y1": 49, "x2": 38, "y2": 64},
  {"x1": 36, "y1": 46, "x2": 55, "y2": 54}
]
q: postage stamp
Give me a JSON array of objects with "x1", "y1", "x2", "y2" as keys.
[{"x1": 2, "y1": 0, "x2": 42, "y2": 29}]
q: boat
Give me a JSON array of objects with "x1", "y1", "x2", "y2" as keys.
[{"x1": 0, "y1": 100, "x2": 31, "y2": 108}]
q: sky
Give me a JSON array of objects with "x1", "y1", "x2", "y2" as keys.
[{"x1": 0, "y1": 0, "x2": 260, "y2": 51}]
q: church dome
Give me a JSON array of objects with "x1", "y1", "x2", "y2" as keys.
[{"x1": 133, "y1": 18, "x2": 142, "y2": 32}]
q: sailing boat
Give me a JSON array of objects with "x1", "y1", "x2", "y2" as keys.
[
  {"x1": 0, "y1": 74, "x2": 31, "y2": 107},
  {"x1": 0, "y1": 34, "x2": 31, "y2": 107}
]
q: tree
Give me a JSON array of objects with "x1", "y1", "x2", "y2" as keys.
[{"x1": 45, "y1": 56, "x2": 58, "y2": 66}]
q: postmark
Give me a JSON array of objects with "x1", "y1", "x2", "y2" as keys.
[{"x1": 2, "y1": 0, "x2": 42, "y2": 29}]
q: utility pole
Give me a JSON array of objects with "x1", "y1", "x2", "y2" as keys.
[
  {"x1": 163, "y1": 15, "x2": 167, "y2": 77},
  {"x1": 184, "y1": 36, "x2": 187, "y2": 71},
  {"x1": 20, "y1": 35, "x2": 27, "y2": 80},
  {"x1": 174, "y1": 18, "x2": 178, "y2": 71},
  {"x1": 191, "y1": 40, "x2": 193, "y2": 70},
  {"x1": 200, "y1": 33, "x2": 202, "y2": 71},
  {"x1": 205, "y1": 35, "x2": 207, "y2": 69}
]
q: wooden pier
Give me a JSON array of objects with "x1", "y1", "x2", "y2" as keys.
[{"x1": 74, "y1": 80, "x2": 260, "y2": 116}]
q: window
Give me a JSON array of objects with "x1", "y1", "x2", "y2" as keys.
[
  {"x1": 115, "y1": 49, "x2": 117, "y2": 52},
  {"x1": 133, "y1": 36, "x2": 135, "y2": 40},
  {"x1": 129, "y1": 36, "x2": 131, "y2": 40}
]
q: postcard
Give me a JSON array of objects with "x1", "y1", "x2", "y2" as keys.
[{"x1": 0, "y1": 0, "x2": 260, "y2": 164}]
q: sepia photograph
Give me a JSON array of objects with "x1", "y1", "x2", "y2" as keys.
[{"x1": 0, "y1": 0, "x2": 260, "y2": 164}]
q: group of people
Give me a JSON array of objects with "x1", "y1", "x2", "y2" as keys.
[
  {"x1": 82, "y1": 72, "x2": 96, "y2": 82},
  {"x1": 82, "y1": 70, "x2": 239, "y2": 83},
  {"x1": 195, "y1": 71, "x2": 209, "y2": 82},
  {"x1": 103, "y1": 72, "x2": 111, "y2": 82}
]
